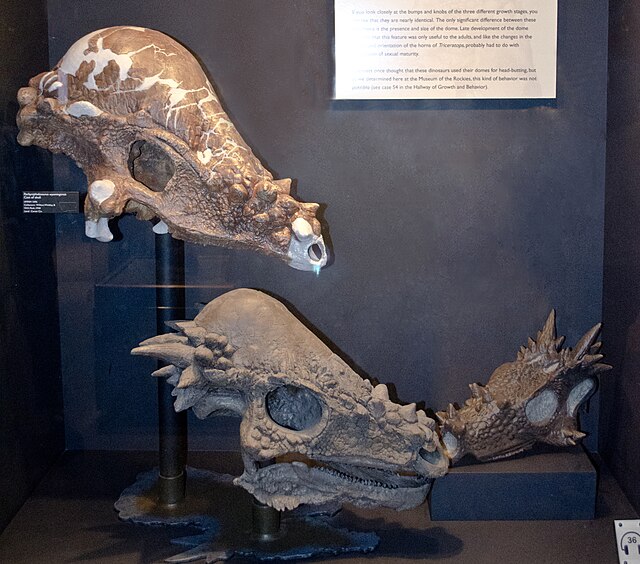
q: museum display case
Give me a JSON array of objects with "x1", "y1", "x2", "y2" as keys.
[{"x1": 1, "y1": 1, "x2": 639, "y2": 563}]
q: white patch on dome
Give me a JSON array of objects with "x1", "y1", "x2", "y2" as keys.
[
  {"x1": 43, "y1": 73, "x2": 59, "y2": 91},
  {"x1": 60, "y1": 32, "x2": 136, "y2": 89},
  {"x1": 132, "y1": 73, "x2": 217, "y2": 131},
  {"x1": 38, "y1": 71, "x2": 56, "y2": 94},
  {"x1": 197, "y1": 148, "x2": 213, "y2": 165},
  {"x1": 134, "y1": 73, "x2": 180, "y2": 92},
  {"x1": 56, "y1": 27, "x2": 238, "y2": 159},
  {"x1": 88, "y1": 179, "x2": 115, "y2": 204},
  {"x1": 66, "y1": 101, "x2": 103, "y2": 117},
  {"x1": 47, "y1": 80, "x2": 63, "y2": 92}
]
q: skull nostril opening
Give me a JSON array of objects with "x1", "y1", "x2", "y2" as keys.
[
  {"x1": 418, "y1": 447, "x2": 442, "y2": 465},
  {"x1": 128, "y1": 140, "x2": 175, "y2": 192},
  {"x1": 308, "y1": 243, "x2": 323, "y2": 262}
]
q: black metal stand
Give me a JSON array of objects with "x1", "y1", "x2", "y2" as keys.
[
  {"x1": 251, "y1": 500, "x2": 282, "y2": 541},
  {"x1": 116, "y1": 240, "x2": 377, "y2": 560},
  {"x1": 155, "y1": 233, "x2": 188, "y2": 505}
]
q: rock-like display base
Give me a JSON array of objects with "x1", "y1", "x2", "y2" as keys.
[{"x1": 115, "y1": 467, "x2": 378, "y2": 562}]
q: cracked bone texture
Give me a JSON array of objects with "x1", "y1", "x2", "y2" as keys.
[
  {"x1": 132, "y1": 288, "x2": 448, "y2": 511},
  {"x1": 438, "y1": 310, "x2": 611, "y2": 463},
  {"x1": 16, "y1": 26, "x2": 327, "y2": 271}
]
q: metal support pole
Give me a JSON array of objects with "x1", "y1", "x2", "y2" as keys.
[
  {"x1": 252, "y1": 499, "x2": 282, "y2": 541},
  {"x1": 155, "y1": 233, "x2": 188, "y2": 506},
  {"x1": 251, "y1": 459, "x2": 281, "y2": 540}
]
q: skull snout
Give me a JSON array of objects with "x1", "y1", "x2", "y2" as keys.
[
  {"x1": 288, "y1": 217, "x2": 328, "y2": 271},
  {"x1": 17, "y1": 86, "x2": 37, "y2": 107},
  {"x1": 414, "y1": 435, "x2": 449, "y2": 478},
  {"x1": 16, "y1": 89, "x2": 39, "y2": 145}
]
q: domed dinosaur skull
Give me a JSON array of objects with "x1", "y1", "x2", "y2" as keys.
[
  {"x1": 133, "y1": 291, "x2": 608, "y2": 511},
  {"x1": 16, "y1": 26, "x2": 327, "y2": 271},
  {"x1": 132, "y1": 289, "x2": 449, "y2": 511}
]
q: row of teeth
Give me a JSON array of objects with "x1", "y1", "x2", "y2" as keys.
[
  {"x1": 288, "y1": 461, "x2": 399, "y2": 489},
  {"x1": 315, "y1": 466, "x2": 398, "y2": 489}
]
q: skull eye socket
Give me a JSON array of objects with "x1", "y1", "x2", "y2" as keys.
[
  {"x1": 127, "y1": 140, "x2": 175, "y2": 192},
  {"x1": 265, "y1": 384, "x2": 323, "y2": 431},
  {"x1": 567, "y1": 378, "x2": 595, "y2": 417},
  {"x1": 525, "y1": 389, "x2": 559, "y2": 425}
]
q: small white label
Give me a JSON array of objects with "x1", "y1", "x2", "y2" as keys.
[
  {"x1": 23, "y1": 191, "x2": 79, "y2": 213},
  {"x1": 615, "y1": 520, "x2": 640, "y2": 564}
]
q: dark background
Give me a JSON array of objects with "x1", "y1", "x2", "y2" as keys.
[
  {"x1": 0, "y1": 0, "x2": 63, "y2": 531},
  {"x1": 602, "y1": 0, "x2": 640, "y2": 513},
  {"x1": 1, "y1": 0, "x2": 639, "y2": 531}
]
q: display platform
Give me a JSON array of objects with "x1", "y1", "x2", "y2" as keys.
[
  {"x1": 0, "y1": 450, "x2": 636, "y2": 564},
  {"x1": 429, "y1": 445, "x2": 596, "y2": 521}
]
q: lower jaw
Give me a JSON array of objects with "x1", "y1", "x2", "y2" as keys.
[{"x1": 236, "y1": 463, "x2": 431, "y2": 510}]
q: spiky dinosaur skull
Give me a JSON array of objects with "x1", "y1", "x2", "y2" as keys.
[
  {"x1": 133, "y1": 291, "x2": 608, "y2": 510},
  {"x1": 132, "y1": 289, "x2": 448, "y2": 511},
  {"x1": 438, "y1": 311, "x2": 611, "y2": 463},
  {"x1": 16, "y1": 26, "x2": 327, "y2": 271}
]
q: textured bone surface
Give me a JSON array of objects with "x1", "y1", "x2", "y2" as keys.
[
  {"x1": 16, "y1": 26, "x2": 327, "y2": 271},
  {"x1": 133, "y1": 291, "x2": 607, "y2": 511},
  {"x1": 132, "y1": 288, "x2": 448, "y2": 511},
  {"x1": 438, "y1": 310, "x2": 611, "y2": 463}
]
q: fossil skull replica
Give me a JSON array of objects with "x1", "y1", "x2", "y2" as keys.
[
  {"x1": 16, "y1": 26, "x2": 327, "y2": 271},
  {"x1": 134, "y1": 289, "x2": 449, "y2": 511},
  {"x1": 438, "y1": 310, "x2": 610, "y2": 463},
  {"x1": 133, "y1": 289, "x2": 608, "y2": 511}
]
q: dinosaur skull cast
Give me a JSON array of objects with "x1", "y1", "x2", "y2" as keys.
[
  {"x1": 132, "y1": 289, "x2": 449, "y2": 511},
  {"x1": 133, "y1": 292, "x2": 609, "y2": 511},
  {"x1": 438, "y1": 311, "x2": 611, "y2": 463},
  {"x1": 16, "y1": 26, "x2": 327, "y2": 271}
]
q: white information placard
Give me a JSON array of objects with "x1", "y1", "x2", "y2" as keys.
[{"x1": 334, "y1": 0, "x2": 557, "y2": 99}]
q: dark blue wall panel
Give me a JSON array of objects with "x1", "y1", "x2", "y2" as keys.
[{"x1": 0, "y1": 0, "x2": 64, "y2": 532}]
